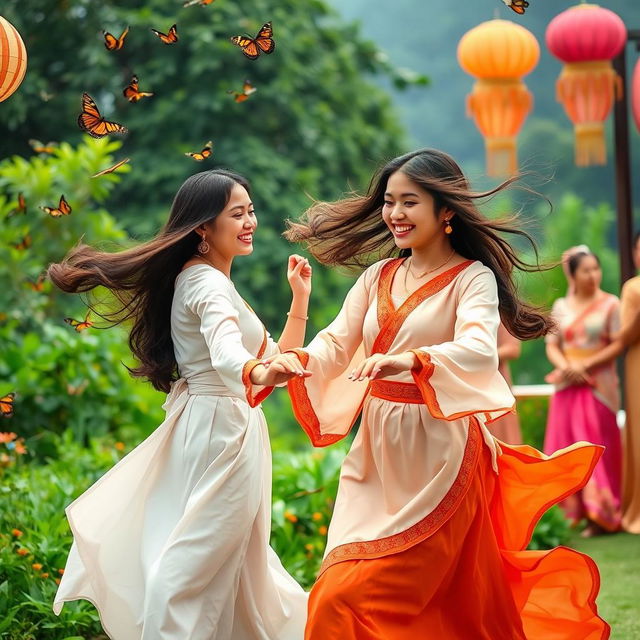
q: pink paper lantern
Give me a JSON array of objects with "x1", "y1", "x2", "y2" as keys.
[{"x1": 633, "y1": 58, "x2": 640, "y2": 134}]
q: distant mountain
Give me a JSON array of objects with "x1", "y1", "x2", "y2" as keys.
[{"x1": 330, "y1": 0, "x2": 640, "y2": 210}]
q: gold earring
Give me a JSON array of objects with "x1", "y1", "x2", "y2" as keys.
[
  {"x1": 197, "y1": 236, "x2": 210, "y2": 254},
  {"x1": 444, "y1": 220, "x2": 453, "y2": 235}
]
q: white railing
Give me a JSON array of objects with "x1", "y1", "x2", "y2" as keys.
[{"x1": 512, "y1": 384, "x2": 626, "y2": 429}]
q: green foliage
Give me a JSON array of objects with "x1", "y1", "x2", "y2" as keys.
[
  {"x1": 528, "y1": 505, "x2": 572, "y2": 551},
  {"x1": 516, "y1": 396, "x2": 549, "y2": 450},
  {"x1": 512, "y1": 193, "x2": 620, "y2": 385},
  {"x1": 0, "y1": 138, "x2": 164, "y2": 455},
  {"x1": 0, "y1": 0, "x2": 417, "y2": 330}
]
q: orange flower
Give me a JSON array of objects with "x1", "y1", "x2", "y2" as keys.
[
  {"x1": 114, "y1": 442, "x2": 125, "y2": 451},
  {"x1": 318, "y1": 525, "x2": 328, "y2": 536},
  {"x1": 304, "y1": 543, "x2": 314, "y2": 551},
  {"x1": 14, "y1": 440, "x2": 27, "y2": 455},
  {"x1": 16, "y1": 548, "x2": 29, "y2": 556},
  {"x1": 0, "y1": 432, "x2": 17, "y2": 444},
  {"x1": 11, "y1": 528, "x2": 23, "y2": 537},
  {"x1": 312, "y1": 512, "x2": 323, "y2": 522},
  {"x1": 32, "y1": 563, "x2": 43, "y2": 571},
  {"x1": 40, "y1": 572, "x2": 49, "y2": 579},
  {"x1": 54, "y1": 578, "x2": 61, "y2": 585},
  {"x1": 284, "y1": 511, "x2": 298, "y2": 523},
  {"x1": 58, "y1": 568, "x2": 65, "y2": 575}
]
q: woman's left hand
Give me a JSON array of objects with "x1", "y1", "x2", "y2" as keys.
[
  {"x1": 287, "y1": 254, "x2": 312, "y2": 299},
  {"x1": 348, "y1": 352, "x2": 417, "y2": 381}
]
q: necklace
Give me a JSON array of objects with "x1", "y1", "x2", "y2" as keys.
[{"x1": 403, "y1": 249, "x2": 456, "y2": 293}]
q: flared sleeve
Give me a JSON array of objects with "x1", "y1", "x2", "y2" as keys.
[
  {"x1": 187, "y1": 270, "x2": 274, "y2": 407},
  {"x1": 286, "y1": 262, "x2": 387, "y2": 447},
  {"x1": 410, "y1": 267, "x2": 515, "y2": 423}
]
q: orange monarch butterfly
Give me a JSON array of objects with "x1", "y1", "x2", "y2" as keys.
[
  {"x1": 103, "y1": 26, "x2": 129, "y2": 50},
  {"x1": 25, "y1": 274, "x2": 46, "y2": 292},
  {"x1": 91, "y1": 157, "x2": 130, "y2": 178},
  {"x1": 184, "y1": 0, "x2": 215, "y2": 6},
  {"x1": 0, "y1": 393, "x2": 15, "y2": 419},
  {"x1": 6, "y1": 192, "x2": 26, "y2": 219},
  {"x1": 123, "y1": 75, "x2": 154, "y2": 102},
  {"x1": 151, "y1": 24, "x2": 178, "y2": 44},
  {"x1": 28, "y1": 139, "x2": 57, "y2": 154},
  {"x1": 64, "y1": 311, "x2": 93, "y2": 332},
  {"x1": 230, "y1": 21, "x2": 275, "y2": 60},
  {"x1": 227, "y1": 79, "x2": 257, "y2": 103},
  {"x1": 40, "y1": 194, "x2": 72, "y2": 218},
  {"x1": 10, "y1": 235, "x2": 31, "y2": 250},
  {"x1": 78, "y1": 93, "x2": 128, "y2": 139},
  {"x1": 185, "y1": 141, "x2": 213, "y2": 161},
  {"x1": 502, "y1": 0, "x2": 529, "y2": 14}
]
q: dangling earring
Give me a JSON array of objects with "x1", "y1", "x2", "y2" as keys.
[
  {"x1": 444, "y1": 219, "x2": 453, "y2": 235},
  {"x1": 197, "y1": 236, "x2": 210, "y2": 255}
]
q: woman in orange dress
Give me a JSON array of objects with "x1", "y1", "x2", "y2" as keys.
[{"x1": 283, "y1": 149, "x2": 609, "y2": 639}]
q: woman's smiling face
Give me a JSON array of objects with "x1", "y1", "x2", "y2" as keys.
[{"x1": 382, "y1": 171, "x2": 448, "y2": 251}]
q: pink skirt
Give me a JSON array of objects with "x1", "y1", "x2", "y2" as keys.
[{"x1": 544, "y1": 385, "x2": 622, "y2": 531}]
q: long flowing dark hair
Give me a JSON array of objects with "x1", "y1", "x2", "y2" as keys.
[
  {"x1": 48, "y1": 169, "x2": 251, "y2": 392},
  {"x1": 285, "y1": 148, "x2": 552, "y2": 340}
]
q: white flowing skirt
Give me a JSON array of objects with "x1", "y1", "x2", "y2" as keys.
[{"x1": 53, "y1": 379, "x2": 308, "y2": 640}]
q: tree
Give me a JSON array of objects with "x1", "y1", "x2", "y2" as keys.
[{"x1": 1, "y1": 0, "x2": 420, "y2": 328}]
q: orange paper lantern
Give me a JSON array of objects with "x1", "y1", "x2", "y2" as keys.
[
  {"x1": 458, "y1": 19, "x2": 539, "y2": 177},
  {"x1": 546, "y1": 4, "x2": 627, "y2": 166},
  {"x1": 0, "y1": 15, "x2": 27, "y2": 103}
]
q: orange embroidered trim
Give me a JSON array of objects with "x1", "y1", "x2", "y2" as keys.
[
  {"x1": 410, "y1": 349, "x2": 515, "y2": 422},
  {"x1": 241, "y1": 359, "x2": 274, "y2": 408},
  {"x1": 285, "y1": 349, "x2": 346, "y2": 447},
  {"x1": 373, "y1": 259, "x2": 474, "y2": 355},
  {"x1": 369, "y1": 380, "x2": 423, "y2": 404},
  {"x1": 318, "y1": 417, "x2": 483, "y2": 575}
]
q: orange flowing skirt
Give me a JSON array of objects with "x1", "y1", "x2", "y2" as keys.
[{"x1": 306, "y1": 437, "x2": 609, "y2": 640}]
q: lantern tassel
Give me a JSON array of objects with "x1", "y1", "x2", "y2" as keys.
[{"x1": 555, "y1": 61, "x2": 621, "y2": 167}]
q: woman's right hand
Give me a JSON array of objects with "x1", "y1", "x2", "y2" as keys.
[
  {"x1": 561, "y1": 362, "x2": 594, "y2": 387},
  {"x1": 250, "y1": 353, "x2": 312, "y2": 386}
]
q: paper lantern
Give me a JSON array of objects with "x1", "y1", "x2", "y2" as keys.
[
  {"x1": 0, "y1": 16, "x2": 27, "y2": 102},
  {"x1": 632, "y1": 58, "x2": 640, "y2": 134},
  {"x1": 458, "y1": 19, "x2": 539, "y2": 177},
  {"x1": 546, "y1": 4, "x2": 627, "y2": 166}
]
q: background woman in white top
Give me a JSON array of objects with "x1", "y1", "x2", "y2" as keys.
[{"x1": 48, "y1": 169, "x2": 310, "y2": 640}]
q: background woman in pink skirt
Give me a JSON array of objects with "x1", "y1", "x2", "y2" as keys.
[{"x1": 544, "y1": 246, "x2": 623, "y2": 536}]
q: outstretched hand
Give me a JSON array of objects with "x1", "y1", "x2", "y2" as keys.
[
  {"x1": 348, "y1": 352, "x2": 417, "y2": 381},
  {"x1": 287, "y1": 254, "x2": 312, "y2": 299},
  {"x1": 250, "y1": 353, "x2": 312, "y2": 387}
]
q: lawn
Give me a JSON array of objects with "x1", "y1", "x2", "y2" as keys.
[{"x1": 568, "y1": 532, "x2": 640, "y2": 639}]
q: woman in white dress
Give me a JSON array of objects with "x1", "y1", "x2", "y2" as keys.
[{"x1": 48, "y1": 170, "x2": 310, "y2": 639}]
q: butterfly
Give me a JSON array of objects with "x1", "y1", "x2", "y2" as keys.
[
  {"x1": 40, "y1": 195, "x2": 72, "y2": 218},
  {"x1": 227, "y1": 79, "x2": 257, "y2": 103},
  {"x1": 185, "y1": 141, "x2": 213, "y2": 161},
  {"x1": 10, "y1": 235, "x2": 31, "y2": 250},
  {"x1": 91, "y1": 157, "x2": 130, "y2": 178},
  {"x1": 501, "y1": 0, "x2": 529, "y2": 14},
  {"x1": 64, "y1": 312, "x2": 93, "y2": 332},
  {"x1": 25, "y1": 274, "x2": 46, "y2": 292},
  {"x1": 151, "y1": 24, "x2": 178, "y2": 44},
  {"x1": 103, "y1": 26, "x2": 129, "y2": 51},
  {"x1": 230, "y1": 21, "x2": 275, "y2": 60},
  {"x1": 29, "y1": 139, "x2": 57, "y2": 154},
  {"x1": 183, "y1": 0, "x2": 215, "y2": 6},
  {"x1": 78, "y1": 93, "x2": 128, "y2": 138},
  {"x1": 0, "y1": 393, "x2": 15, "y2": 419},
  {"x1": 6, "y1": 192, "x2": 26, "y2": 219},
  {"x1": 123, "y1": 75, "x2": 154, "y2": 102}
]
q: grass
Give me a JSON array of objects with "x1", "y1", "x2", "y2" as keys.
[{"x1": 568, "y1": 532, "x2": 640, "y2": 639}]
